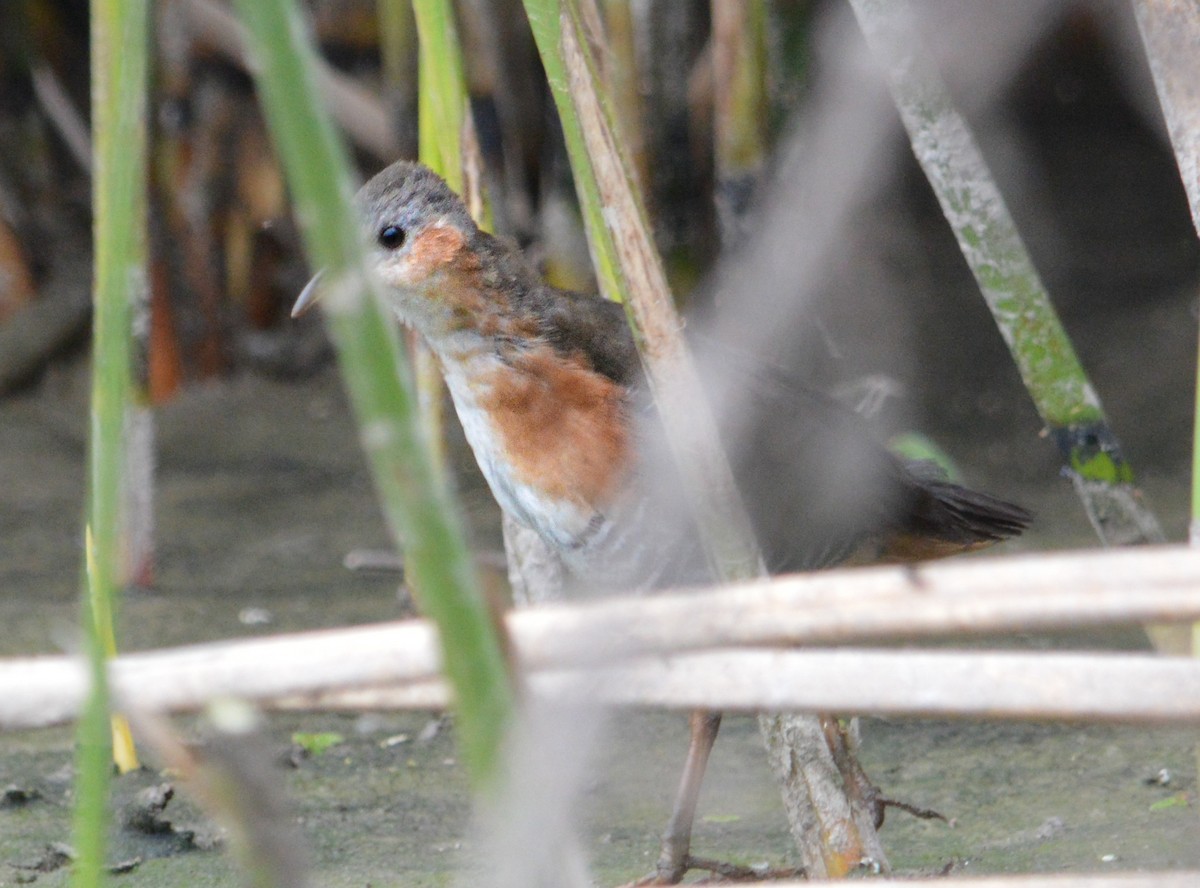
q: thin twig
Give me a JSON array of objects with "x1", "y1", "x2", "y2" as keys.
[{"x1": 30, "y1": 64, "x2": 93, "y2": 175}]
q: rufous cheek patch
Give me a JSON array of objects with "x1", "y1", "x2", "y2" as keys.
[
  {"x1": 404, "y1": 225, "x2": 494, "y2": 321},
  {"x1": 408, "y1": 225, "x2": 469, "y2": 277}
]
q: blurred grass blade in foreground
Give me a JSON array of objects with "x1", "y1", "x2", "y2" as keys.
[
  {"x1": 1131, "y1": 0, "x2": 1200, "y2": 684},
  {"x1": 522, "y1": 0, "x2": 886, "y2": 878},
  {"x1": 76, "y1": 0, "x2": 152, "y2": 882},
  {"x1": 232, "y1": 0, "x2": 515, "y2": 789},
  {"x1": 1130, "y1": 2, "x2": 1200, "y2": 550}
]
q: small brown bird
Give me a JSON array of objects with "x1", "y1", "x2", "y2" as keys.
[{"x1": 296, "y1": 159, "x2": 1030, "y2": 881}]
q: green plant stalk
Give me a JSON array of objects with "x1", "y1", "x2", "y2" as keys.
[
  {"x1": 72, "y1": 620, "x2": 112, "y2": 888},
  {"x1": 377, "y1": 0, "x2": 417, "y2": 92},
  {"x1": 413, "y1": 0, "x2": 467, "y2": 194},
  {"x1": 850, "y1": 0, "x2": 1164, "y2": 550},
  {"x1": 233, "y1": 0, "x2": 514, "y2": 788},
  {"x1": 412, "y1": 0, "x2": 472, "y2": 475},
  {"x1": 521, "y1": 0, "x2": 626, "y2": 309},
  {"x1": 76, "y1": 0, "x2": 151, "y2": 882},
  {"x1": 377, "y1": 0, "x2": 418, "y2": 160}
]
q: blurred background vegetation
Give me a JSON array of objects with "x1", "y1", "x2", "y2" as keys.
[
  {"x1": 1, "y1": 0, "x2": 1195, "y2": 513},
  {"x1": 0, "y1": 0, "x2": 753, "y2": 399}
]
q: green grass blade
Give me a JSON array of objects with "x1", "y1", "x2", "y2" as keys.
[
  {"x1": 411, "y1": 0, "x2": 472, "y2": 475},
  {"x1": 378, "y1": 0, "x2": 417, "y2": 100},
  {"x1": 413, "y1": 0, "x2": 468, "y2": 193},
  {"x1": 75, "y1": 0, "x2": 152, "y2": 882},
  {"x1": 851, "y1": 0, "x2": 1164, "y2": 549},
  {"x1": 522, "y1": 0, "x2": 627, "y2": 308},
  {"x1": 232, "y1": 0, "x2": 514, "y2": 789}
]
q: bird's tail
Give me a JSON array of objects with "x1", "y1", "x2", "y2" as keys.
[
  {"x1": 873, "y1": 462, "x2": 1032, "y2": 563},
  {"x1": 919, "y1": 478, "x2": 1033, "y2": 543}
]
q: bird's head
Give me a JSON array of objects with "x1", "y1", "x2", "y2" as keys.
[{"x1": 293, "y1": 161, "x2": 488, "y2": 342}]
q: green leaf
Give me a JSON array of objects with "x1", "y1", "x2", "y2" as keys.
[
  {"x1": 292, "y1": 732, "x2": 346, "y2": 757},
  {"x1": 1149, "y1": 793, "x2": 1189, "y2": 812}
]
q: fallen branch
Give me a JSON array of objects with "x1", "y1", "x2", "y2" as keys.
[
  {"x1": 276, "y1": 647, "x2": 1200, "y2": 724},
  {"x1": 543, "y1": 649, "x2": 1200, "y2": 722},
  {"x1": 12, "y1": 645, "x2": 1200, "y2": 730},
  {"x1": 6, "y1": 545, "x2": 1200, "y2": 730},
  {"x1": 512, "y1": 544, "x2": 1200, "y2": 666}
]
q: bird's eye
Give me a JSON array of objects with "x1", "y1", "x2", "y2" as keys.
[{"x1": 378, "y1": 225, "x2": 406, "y2": 250}]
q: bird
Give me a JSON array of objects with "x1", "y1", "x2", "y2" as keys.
[{"x1": 294, "y1": 159, "x2": 1031, "y2": 882}]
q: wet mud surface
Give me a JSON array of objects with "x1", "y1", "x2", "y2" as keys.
[{"x1": 0, "y1": 705, "x2": 1197, "y2": 885}]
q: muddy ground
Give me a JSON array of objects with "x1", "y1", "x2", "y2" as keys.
[{"x1": 1, "y1": 351, "x2": 1198, "y2": 886}]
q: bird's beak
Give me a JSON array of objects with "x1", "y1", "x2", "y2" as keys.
[{"x1": 292, "y1": 269, "x2": 324, "y2": 318}]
